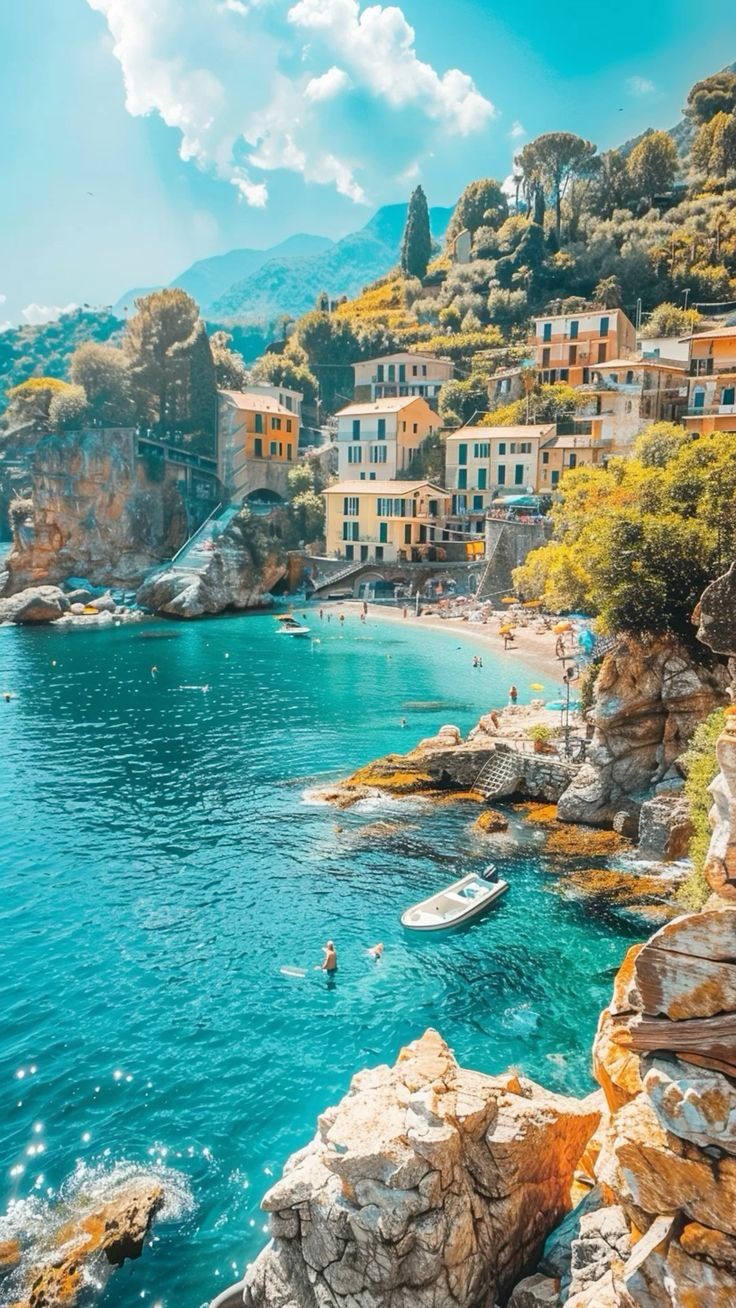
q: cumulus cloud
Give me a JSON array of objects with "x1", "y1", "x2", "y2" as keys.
[
  {"x1": 86, "y1": 0, "x2": 494, "y2": 207},
  {"x1": 508, "y1": 120, "x2": 525, "y2": 140},
  {"x1": 627, "y1": 75, "x2": 656, "y2": 97},
  {"x1": 21, "y1": 303, "x2": 78, "y2": 326}
]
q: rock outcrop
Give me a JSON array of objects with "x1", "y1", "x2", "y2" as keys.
[
  {"x1": 3, "y1": 429, "x2": 188, "y2": 593},
  {"x1": 557, "y1": 633, "x2": 727, "y2": 829},
  {"x1": 0, "y1": 585, "x2": 69, "y2": 624},
  {"x1": 136, "y1": 510, "x2": 285, "y2": 618},
  {"x1": 4, "y1": 1177, "x2": 163, "y2": 1308},
  {"x1": 242, "y1": 1030, "x2": 599, "y2": 1308}
]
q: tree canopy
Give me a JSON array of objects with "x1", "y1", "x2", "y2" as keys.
[
  {"x1": 400, "y1": 186, "x2": 432, "y2": 279},
  {"x1": 626, "y1": 131, "x2": 678, "y2": 204},
  {"x1": 445, "y1": 179, "x2": 508, "y2": 248},
  {"x1": 517, "y1": 133, "x2": 597, "y2": 241},
  {"x1": 685, "y1": 71, "x2": 736, "y2": 125}
]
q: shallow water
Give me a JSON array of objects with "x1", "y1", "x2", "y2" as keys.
[{"x1": 0, "y1": 611, "x2": 638, "y2": 1306}]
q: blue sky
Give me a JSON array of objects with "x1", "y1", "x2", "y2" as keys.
[{"x1": 2, "y1": 0, "x2": 736, "y2": 326}]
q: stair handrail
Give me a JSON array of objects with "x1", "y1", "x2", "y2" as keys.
[{"x1": 171, "y1": 501, "x2": 223, "y2": 565}]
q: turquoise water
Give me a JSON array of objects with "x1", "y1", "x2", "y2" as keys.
[{"x1": 0, "y1": 612, "x2": 639, "y2": 1307}]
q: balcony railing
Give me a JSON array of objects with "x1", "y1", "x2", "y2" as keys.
[{"x1": 685, "y1": 405, "x2": 736, "y2": 417}]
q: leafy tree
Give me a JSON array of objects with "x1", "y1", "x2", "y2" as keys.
[
  {"x1": 640, "y1": 302, "x2": 702, "y2": 338},
  {"x1": 679, "y1": 708, "x2": 727, "y2": 911},
  {"x1": 487, "y1": 288, "x2": 529, "y2": 327},
  {"x1": 250, "y1": 348, "x2": 318, "y2": 408},
  {"x1": 593, "y1": 276, "x2": 622, "y2": 308},
  {"x1": 517, "y1": 133, "x2": 597, "y2": 241},
  {"x1": 634, "y1": 421, "x2": 691, "y2": 468},
  {"x1": 3, "y1": 377, "x2": 73, "y2": 435},
  {"x1": 483, "y1": 382, "x2": 585, "y2": 426},
  {"x1": 292, "y1": 311, "x2": 361, "y2": 415},
  {"x1": 48, "y1": 383, "x2": 89, "y2": 430},
  {"x1": 685, "y1": 72, "x2": 736, "y2": 125},
  {"x1": 437, "y1": 376, "x2": 489, "y2": 427},
  {"x1": 627, "y1": 131, "x2": 678, "y2": 205},
  {"x1": 210, "y1": 331, "x2": 248, "y2": 390},
  {"x1": 70, "y1": 342, "x2": 134, "y2": 425},
  {"x1": 123, "y1": 289, "x2": 199, "y2": 429},
  {"x1": 445, "y1": 179, "x2": 508, "y2": 247},
  {"x1": 179, "y1": 320, "x2": 217, "y2": 442},
  {"x1": 290, "y1": 488, "x2": 324, "y2": 543},
  {"x1": 589, "y1": 149, "x2": 632, "y2": 218},
  {"x1": 400, "y1": 186, "x2": 432, "y2": 279},
  {"x1": 692, "y1": 112, "x2": 736, "y2": 177},
  {"x1": 287, "y1": 464, "x2": 315, "y2": 497}
]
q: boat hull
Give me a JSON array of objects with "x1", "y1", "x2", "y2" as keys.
[{"x1": 401, "y1": 875, "x2": 508, "y2": 932}]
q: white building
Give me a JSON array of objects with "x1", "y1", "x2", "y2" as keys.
[
  {"x1": 352, "y1": 352, "x2": 454, "y2": 403},
  {"x1": 244, "y1": 382, "x2": 303, "y2": 424},
  {"x1": 444, "y1": 424, "x2": 556, "y2": 515}
]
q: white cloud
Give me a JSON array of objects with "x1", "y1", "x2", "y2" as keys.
[
  {"x1": 627, "y1": 75, "x2": 656, "y2": 97},
  {"x1": 0, "y1": 293, "x2": 6, "y2": 306},
  {"x1": 21, "y1": 303, "x2": 78, "y2": 326},
  {"x1": 86, "y1": 0, "x2": 494, "y2": 207},
  {"x1": 508, "y1": 120, "x2": 525, "y2": 140},
  {"x1": 304, "y1": 66, "x2": 350, "y2": 103}
]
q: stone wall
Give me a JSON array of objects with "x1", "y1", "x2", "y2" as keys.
[{"x1": 478, "y1": 520, "x2": 551, "y2": 600}]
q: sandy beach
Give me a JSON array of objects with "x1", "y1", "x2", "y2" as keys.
[{"x1": 334, "y1": 600, "x2": 572, "y2": 685}]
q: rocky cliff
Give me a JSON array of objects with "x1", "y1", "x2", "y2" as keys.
[
  {"x1": 557, "y1": 633, "x2": 727, "y2": 829},
  {"x1": 136, "y1": 510, "x2": 285, "y2": 617},
  {"x1": 242, "y1": 1030, "x2": 599, "y2": 1308},
  {"x1": 3, "y1": 429, "x2": 188, "y2": 592}
]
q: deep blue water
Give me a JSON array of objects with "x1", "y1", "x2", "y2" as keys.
[{"x1": 0, "y1": 611, "x2": 639, "y2": 1307}]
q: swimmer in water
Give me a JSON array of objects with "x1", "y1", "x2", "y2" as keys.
[
  {"x1": 400, "y1": 717, "x2": 407, "y2": 727},
  {"x1": 368, "y1": 943, "x2": 384, "y2": 961},
  {"x1": 151, "y1": 665, "x2": 158, "y2": 677},
  {"x1": 319, "y1": 940, "x2": 337, "y2": 974}
]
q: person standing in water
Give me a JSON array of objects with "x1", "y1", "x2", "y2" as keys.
[
  {"x1": 509, "y1": 684, "x2": 518, "y2": 705},
  {"x1": 320, "y1": 940, "x2": 337, "y2": 974}
]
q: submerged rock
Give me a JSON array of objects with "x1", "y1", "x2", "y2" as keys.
[
  {"x1": 473, "y1": 808, "x2": 509, "y2": 834},
  {"x1": 242, "y1": 1029, "x2": 599, "y2": 1308}
]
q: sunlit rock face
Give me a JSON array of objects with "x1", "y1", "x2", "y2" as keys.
[
  {"x1": 241, "y1": 1030, "x2": 599, "y2": 1308},
  {"x1": 557, "y1": 633, "x2": 728, "y2": 828},
  {"x1": 136, "y1": 513, "x2": 285, "y2": 618}
]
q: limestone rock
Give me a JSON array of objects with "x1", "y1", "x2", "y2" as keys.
[
  {"x1": 592, "y1": 1009, "x2": 642, "y2": 1113},
  {"x1": 557, "y1": 634, "x2": 727, "y2": 827},
  {"x1": 0, "y1": 585, "x2": 68, "y2": 624},
  {"x1": 137, "y1": 513, "x2": 285, "y2": 618},
  {"x1": 696, "y1": 560, "x2": 736, "y2": 656},
  {"x1": 566, "y1": 1203, "x2": 630, "y2": 1302},
  {"x1": 7, "y1": 1178, "x2": 163, "y2": 1308},
  {"x1": 642, "y1": 1053, "x2": 736, "y2": 1153},
  {"x1": 637, "y1": 791, "x2": 692, "y2": 862},
  {"x1": 507, "y1": 1272, "x2": 560, "y2": 1307},
  {"x1": 473, "y1": 809, "x2": 509, "y2": 835},
  {"x1": 242, "y1": 1030, "x2": 599, "y2": 1308}
]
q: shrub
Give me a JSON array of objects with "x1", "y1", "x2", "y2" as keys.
[{"x1": 678, "y1": 707, "x2": 726, "y2": 911}]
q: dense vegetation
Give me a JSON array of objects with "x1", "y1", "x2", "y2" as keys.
[
  {"x1": 679, "y1": 707, "x2": 727, "y2": 910},
  {"x1": 512, "y1": 425, "x2": 736, "y2": 639},
  {"x1": 0, "y1": 309, "x2": 123, "y2": 413}
]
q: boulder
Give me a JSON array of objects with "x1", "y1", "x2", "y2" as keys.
[
  {"x1": 473, "y1": 809, "x2": 509, "y2": 835},
  {"x1": 642, "y1": 1053, "x2": 736, "y2": 1153},
  {"x1": 241, "y1": 1030, "x2": 599, "y2": 1308},
  {"x1": 136, "y1": 515, "x2": 285, "y2": 619},
  {"x1": 637, "y1": 791, "x2": 692, "y2": 862},
  {"x1": 507, "y1": 1273, "x2": 560, "y2": 1307},
  {"x1": 0, "y1": 585, "x2": 68, "y2": 624},
  {"x1": 8, "y1": 1177, "x2": 164, "y2": 1308}
]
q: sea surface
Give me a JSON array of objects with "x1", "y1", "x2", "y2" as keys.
[{"x1": 0, "y1": 610, "x2": 640, "y2": 1306}]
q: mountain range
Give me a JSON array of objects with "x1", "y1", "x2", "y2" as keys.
[{"x1": 115, "y1": 203, "x2": 453, "y2": 326}]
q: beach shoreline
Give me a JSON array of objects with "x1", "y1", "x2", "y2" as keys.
[{"x1": 331, "y1": 600, "x2": 568, "y2": 685}]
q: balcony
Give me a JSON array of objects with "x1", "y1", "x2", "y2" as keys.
[{"x1": 685, "y1": 405, "x2": 736, "y2": 417}]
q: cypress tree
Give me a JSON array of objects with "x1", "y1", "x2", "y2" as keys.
[{"x1": 400, "y1": 185, "x2": 432, "y2": 279}]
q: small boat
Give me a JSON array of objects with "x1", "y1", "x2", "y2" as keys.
[
  {"x1": 401, "y1": 867, "x2": 508, "y2": 932},
  {"x1": 276, "y1": 614, "x2": 311, "y2": 637}
]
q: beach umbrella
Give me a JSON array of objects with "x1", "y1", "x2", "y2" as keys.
[
  {"x1": 501, "y1": 596, "x2": 517, "y2": 604},
  {"x1": 529, "y1": 682, "x2": 544, "y2": 691},
  {"x1": 523, "y1": 599, "x2": 543, "y2": 607},
  {"x1": 552, "y1": 620, "x2": 572, "y2": 633},
  {"x1": 499, "y1": 623, "x2": 514, "y2": 635}
]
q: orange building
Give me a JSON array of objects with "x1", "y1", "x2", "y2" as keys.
[
  {"x1": 531, "y1": 308, "x2": 637, "y2": 386},
  {"x1": 218, "y1": 389, "x2": 298, "y2": 506},
  {"x1": 682, "y1": 326, "x2": 736, "y2": 434}
]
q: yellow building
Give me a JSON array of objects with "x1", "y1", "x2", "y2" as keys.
[
  {"x1": 333, "y1": 396, "x2": 438, "y2": 481},
  {"x1": 538, "y1": 432, "x2": 604, "y2": 491},
  {"x1": 323, "y1": 479, "x2": 450, "y2": 563},
  {"x1": 218, "y1": 389, "x2": 298, "y2": 506},
  {"x1": 445, "y1": 425, "x2": 556, "y2": 514},
  {"x1": 682, "y1": 326, "x2": 736, "y2": 434},
  {"x1": 531, "y1": 308, "x2": 637, "y2": 385}
]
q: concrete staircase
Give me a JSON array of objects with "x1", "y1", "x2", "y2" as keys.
[{"x1": 169, "y1": 503, "x2": 241, "y2": 574}]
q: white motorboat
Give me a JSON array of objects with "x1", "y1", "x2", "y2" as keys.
[
  {"x1": 401, "y1": 867, "x2": 508, "y2": 932},
  {"x1": 276, "y1": 614, "x2": 311, "y2": 637}
]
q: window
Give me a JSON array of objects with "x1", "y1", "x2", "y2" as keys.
[
  {"x1": 510, "y1": 442, "x2": 517, "y2": 453},
  {"x1": 559, "y1": 368, "x2": 569, "y2": 382},
  {"x1": 497, "y1": 465, "x2": 506, "y2": 485},
  {"x1": 473, "y1": 494, "x2": 484, "y2": 511},
  {"x1": 379, "y1": 522, "x2": 388, "y2": 543},
  {"x1": 478, "y1": 468, "x2": 487, "y2": 490},
  {"x1": 542, "y1": 347, "x2": 551, "y2": 369},
  {"x1": 600, "y1": 315, "x2": 610, "y2": 336},
  {"x1": 404, "y1": 523, "x2": 412, "y2": 545},
  {"x1": 270, "y1": 441, "x2": 278, "y2": 456},
  {"x1": 352, "y1": 419, "x2": 361, "y2": 440},
  {"x1": 569, "y1": 320, "x2": 579, "y2": 340},
  {"x1": 412, "y1": 423, "x2": 418, "y2": 434},
  {"x1": 626, "y1": 371, "x2": 634, "y2": 385},
  {"x1": 473, "y1": 442, "x2": 489, "y2": 458},
  {"x1": 376, "y1": 365, "x2": 384, "y2": 382},
  {"x1": 498, "y1": 442, "x2": 506, "y2": 455},
  {"x1": 457, "y1": 468, "x2": 467, "y2": 490},
  {"x1": 376, "y1": 497, "x2": 408, "y2": 517},
  {"x1": 370, "y1": 445, "x2": 388, "y2": 463},
  {"x1": 343, "y1": 496, "x2": 359, "y2": 515},
  {"x1": 569, "y1": 345, "x2": 577, "y2": 366},
  {"x1": 286, "y1": 445, "x2": 293, "y2": 461},
  {"x1": 369, "y1": 472, "x2": 376, "y2": 480},
  {"x1": 693, "y1": 387, "x2": 705, "y2": 410},
  {"x1": 254, "y1": 413, "x2": 264, "y2": 434},
  {"x1": 542, "y1": 322, "x2": 552, "y2": 341},
  {"x1": 285, "y1": 396, "x2": 293, "y2": 411},
  {"x1": 375, "y1": 546, "x2": 384, "y2": 561},
  {"x1": 452, "y1": 494, "x2": 467, "y2": 514},
  {"x1": 542, "y1": 452, "x2": 549, "y2": 465},
  {"x1": 514, "y1": 464, "x2": 524, "y2": 485},
  {"x1": 360, "y1": 472, "x2": 366, "y2": 480},
  {"x1": 377, "y1": 418, "x2": 386, "y2": 439},
  {"x1": 597, "y1": 343, "x2": 607, "y2": 364},
  {"x1": 254, "y1": 437, "x2": 263, "y2": 458},
  {"x1": 388, "y1": 364, "x2": 395, "y2": 382},
  {"x1": 551, "y1": 470, "x2": 560, "y2": 486},
  {"x1": 422, "y1": 365, "x2": 427, "y2": 376},
  {"x1": 347, "y1": 445, "x2": 362, "y2": 464},
  {"x1": 412, "y1": 364, "x2": 418, "y2": 376},
  {"x1": 399, "y1": 364, "x2": 406, "y2": 383},
  {"x1": 272, "y1": 417, "x2": 282, "y2": 431},
  {"x1": 519, "y1": 442, "x2": 532, "y2": 454},
  {"x1": 402, "y1": 421, "x2": 407, "y2": 432},
  {"x1": 286, "y1": 420, "x2": 292, "y2": 433},
  {"x1": 458, "y1": 442, "x2": 468, "y2": 465},
  {"x1": 345, "y1": 544, "x2": 354, "y2": 560},
  {"x1": 342, "y1": 521, "x2": 359, "y2": 541},
  {"x1": 569, "y1": 453, "x2": 577, "y2": 470},
  {"x1": 723, "y1": 387, "x2": 735, "y2": 406}
]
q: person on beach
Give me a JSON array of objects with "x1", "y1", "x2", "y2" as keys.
[
  {"x1": 339, "y1": 614, "x2": 345, "y2": 625},
  {"x1": 508, "y1": 684, "x2": 518, "y2": 705},
  {"x1": 555, "y1": 635, "x2": 565, "y2": 659},
  {"x1": 320, "y1": 941, "x2": 338, "y2": 974},
  {"x1": 319, "y1": 608, "x2": 324, "y2": 621},
  {"x1": 362, "y1": 601, "x2": 368, "y2": 617},
  {"x1": 472, "y1": 655, "x2": 479, "y2": 668},
  {"x1": 403, "y1": 606, "x2": 408, "y2": 619}
]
